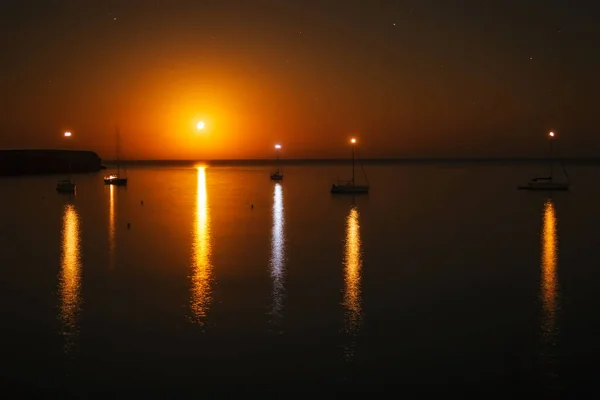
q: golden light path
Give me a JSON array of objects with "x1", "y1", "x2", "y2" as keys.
[
  {"x1": 343, "y1": 206, "x2": 363, "y2": 333},
  {"x1": 541, "y1": 199, "x2": 558, "y2": 333},
  {"x1": 59, "y1": 203, "x2": 82, "y2": 353},
  {"x1": 108, "y1": 184, "x2": 115, "y2": 267},
  {"x1": 539, "y1": 198, "x2": 560, "y2": 387},
  {"x1": 190, "y1": 166, "x2": 213, "y2": 325}
]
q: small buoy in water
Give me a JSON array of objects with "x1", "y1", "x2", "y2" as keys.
[
  {"x1": 42, "y1": 196, "x2": 45, "y2": 200},
  {"x1": 127, "y1": 222, "x2": 131, "y2": 229},
  {"x1": 251, "y1": 204, "x2": 254, "y2": 209},
  {"x1": 141, "y1": 200, "x2": 144, "y2": 205}
]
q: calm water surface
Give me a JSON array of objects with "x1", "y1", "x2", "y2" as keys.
[{"x1": 2, "y1": 163, "x2": 600, "y2": 396}]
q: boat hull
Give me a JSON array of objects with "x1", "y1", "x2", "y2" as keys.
[
  {"x1": 518, "y1": 182, "x2": 569, "y2": 191},
  {"x1": 104, "y1": 177, "x2": 127, "y2": 186},
  {"x1": 270, "y1": 174, "x2": 283, "y2": 181},
  {"x1": 56, "y1": 181, "x2": 76, "y2": 193},
  {"x1": 331, "y1": 184, "x2": 369, "y2": 194}
]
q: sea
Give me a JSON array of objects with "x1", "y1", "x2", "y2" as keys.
[{"x1": 1, "y1": 162, "x2": 600, "y2": 396}]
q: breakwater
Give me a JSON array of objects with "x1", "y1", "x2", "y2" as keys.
[{"x1": 0, "y1": 149, "x2": 103, "y2": 176}]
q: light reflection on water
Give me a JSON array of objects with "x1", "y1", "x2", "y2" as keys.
[
  {"x1": 190, "y1": 166, "x2": 213, "y2": 326},
  {"x1": 59, "y1": 203, "x2": 82, "y2": 353},
  {"x1": 541, "y1": 199, "x2": 558, "y2": 336},
  {"x1": 540, "y1": 198, "x2": 560, "y2": 386},
  {"x1": 108, "y1": 184, "x2": 115, "y2": 267},
  {"x1": 343, "y1": 205, "x2": 363, "y2": 360},
  {"x1": 540, "y1": 199, "x2": 560, "y2": 395},
  {"x1": 269, "y1": 182, "x2": 285, "y2": 326},
  {"x1": 3, "y1": 164, "x2": 594, "y2": 390}
]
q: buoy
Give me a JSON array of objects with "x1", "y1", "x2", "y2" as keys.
[
  {"x1": 127, "y1": 222, "x2": 131, "y2": 229},
  {"x1": 141, "y1": 200, "x2": 144, "y2": 205},
  {"x1": 251, "y1": 204, "x2": 254, "y2": 209}
]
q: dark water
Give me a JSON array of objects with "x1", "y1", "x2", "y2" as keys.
[{"x1": 2, "y1": 163, "x2": 600, "y2": 396}]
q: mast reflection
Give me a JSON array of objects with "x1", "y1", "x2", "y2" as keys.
[
  {"x1": 108, "y1": 184, "x2": 115, "y2": 267},
  {"x1": 343, "y1": 206, "x2": 363, "y2": 335},
  {"x1": 190, "y1": 166, "x2": 213, "y2": 325},
  {"x1": 270, "y1": 182, "x2": 285, "y2": 325},
  {"x1": 59, "y1": 203, "x2": 82, "y2": 353},
  {"x1": 540, "y1": 198, "x2": 560, "y2": 386}
]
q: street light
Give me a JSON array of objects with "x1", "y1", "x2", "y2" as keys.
[
  {"x1": 350, "y1": 138, "x2": 356, "y2": 144},
  {"x1": 64, "y1": 131, "x2": 72, "y2": 137},
  {"x1": 275, "y1": 144, "x2": 282, "y2": 149}
]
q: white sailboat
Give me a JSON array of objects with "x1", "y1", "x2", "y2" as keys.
[
  {"x1": 104, "y1": 127, "x2": 128, "y2": 186},
  {"x1": 331, "y1": 138, "x2": 369, "y2": 194},
  {"x1": 518, "y1": 131, "x2": 570, "y2": 191}
]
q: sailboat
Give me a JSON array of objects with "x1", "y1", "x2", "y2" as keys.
[
  {"x1": 270, "y1": 144, "x2": 284, "y2": 180},
  {"x1": 104, "y1": 127, "x2": 128, "y2": 186},
  {"x1": 331, "y1": 138, "x2": 369, "y2": 194},
  {"x1": 518, "y1": 131, "x2": 570, "y2": 191},
  {"x1": 57, "y1": 131, "x2": 76, "y2": 193},
  {"x1": 56, "y1": 179, "x2": 76, "y2": 193}
]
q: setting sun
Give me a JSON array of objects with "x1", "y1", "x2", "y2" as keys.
[{"x1": 197, "y1": 121, "x2": 205, "y2": 130}]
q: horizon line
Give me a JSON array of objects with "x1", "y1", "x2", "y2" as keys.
[{"x1": 101, "y1": 156, "x2": 600, "y2": 164}]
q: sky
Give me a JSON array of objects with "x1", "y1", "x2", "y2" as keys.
[{"x1": 1, "y1": 0, "x2": 600, "y2": 160}]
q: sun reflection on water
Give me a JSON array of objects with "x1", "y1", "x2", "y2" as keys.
[
  {"x1": 190, "y1": 166, "x2": 213, "y2": 326},
  {"x1": 270, "y1": 182, "x2": 285, "y2": 325},
  {"x1": 59, "y1": 203, "x2": 82, "y2": 353}
]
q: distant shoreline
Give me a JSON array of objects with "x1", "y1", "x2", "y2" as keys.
[{"x1": 102, "y1": 157, "x2": 600, "y2": 166}]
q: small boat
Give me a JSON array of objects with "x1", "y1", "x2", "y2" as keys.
[
  {"x1": 518, "y1": 131, "x2": 569, "y2": 191},
  {"x1": 331, "y1": 181, "x2": 369, "y2": 194},
  {"x1": 331, "y1": 138, "x2": 369, "y2": 194},
  {"x1": 518, "y1": 177, "x2": 569, "y2": 191},
  {"x1": 56, "y1": 179, "x2": 76, "y2": 193},
  {"x1": 104, "y1": 127, "x2": 128, "y2": 186},
  {"x1": 270, "y1": 170, "x2": 284, "y2": 181},
  {"x1": 270, "y1": 144, "x2": 284, "y2": 181},
  {"x1": 103, "y1": 174, "x2": 128, "y2": 185}
]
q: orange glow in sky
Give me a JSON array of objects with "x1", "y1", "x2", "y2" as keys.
[{"x1": 3, "y1": 2, "x2": 598, "y2": 159}]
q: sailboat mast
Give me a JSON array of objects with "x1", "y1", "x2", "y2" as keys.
[
  {"x1": 351, "y1": 144, "x2": 355, "y2": 185},
  {"x1": 116, "y1": 127, "x2": 120, "y2": 175},
  {"x1": 549, "y1": 137, "x2": 553, "y2": 180}
]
